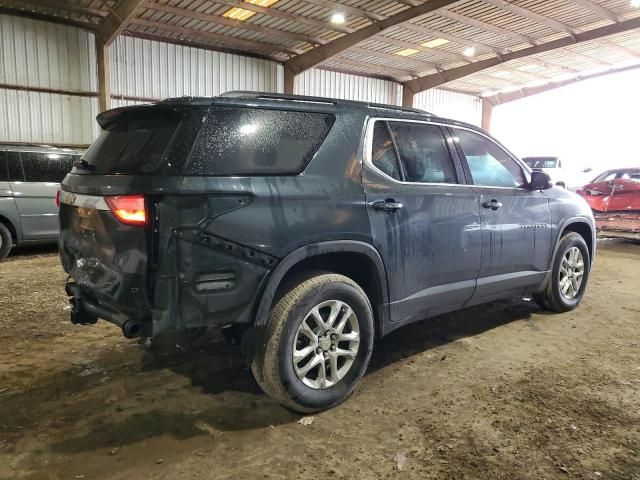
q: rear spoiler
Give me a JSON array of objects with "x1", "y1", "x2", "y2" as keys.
[{"x1": 96, "y1": 104, "x2": 182, "y2": 129}]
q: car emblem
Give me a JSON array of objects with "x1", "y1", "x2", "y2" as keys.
[{"x1": 71, "y1": 194, "x2": 77, "y2": 204}]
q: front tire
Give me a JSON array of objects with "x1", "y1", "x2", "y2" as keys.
[
  {"x1": 251, "y1": 273, "x2": 374, "y2": 413},
  {"x1": 0, "y1": 223, "x2": 12, "y2": 260},
  {"x1": 534, "y1": 232, "x2": 590, "y2": 312}
]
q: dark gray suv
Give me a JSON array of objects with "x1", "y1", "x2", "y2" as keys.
[{"x1": 59, "y1": 92, "x2": 595, "y2": 412}]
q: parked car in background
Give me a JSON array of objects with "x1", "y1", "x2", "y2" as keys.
[
  {"x1": 522, "y1": 156, "x2": 569, "y2": 188},
  {"x1": 576, "y1": 168, "x2": 640, "y2": 241},
  {"x1": 576, "y1": 168, "x2": 640, "y2": 212},
  {"x1": 59, "y1": 93, "x2": 595, "y2": 412},
  {"x1": 0, "y1": 144, "x2": 82, "y2": 259}
]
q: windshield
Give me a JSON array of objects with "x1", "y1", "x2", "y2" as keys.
[
  {"x1": 79, "y1": 109, "x2": 182, "y2": 174},
  {"x1": 523, "y1": 157, "x2": 558, "y2": 169}
]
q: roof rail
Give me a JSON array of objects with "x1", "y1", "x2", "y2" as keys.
[{"x1": 220, "y1": 91, "x2": 432, "y2": 115}]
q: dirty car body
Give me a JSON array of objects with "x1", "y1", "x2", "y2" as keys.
[{"x1": 59, "y1": 92, "x2": 596, "y2": 411}]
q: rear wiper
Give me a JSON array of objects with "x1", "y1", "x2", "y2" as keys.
[{"x1": 73, "y1": 159, "x2": 95, "y2": 171}]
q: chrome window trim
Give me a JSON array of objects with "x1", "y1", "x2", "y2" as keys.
[{"x1": 364, "y1": 117, "x2": 531, "y2": 190}]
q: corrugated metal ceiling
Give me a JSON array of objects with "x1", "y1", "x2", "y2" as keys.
[{"x1": 3, "y1": 0, "x2": 640, "y2": 95}]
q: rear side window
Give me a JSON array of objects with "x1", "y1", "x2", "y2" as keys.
[
  {"x1": 7, "y1": 152, "x2": 23, "y2": 181},
  {"x1": 21, "y1": 152, "x2": 75, "y2": 182},
  {"x1": 185, "y1": 107, "x2": 335, "y2": 176},
  {"x1": 453, "y1": 129, "x2": 525, "y2": 188},
  {"x1": 0, "y1": 152, "x2": 6, "y2": 182},
  {"x1": 81, "y1": 109, "x2": 181, "y2": 174},
  {"x1": 388, "y1": 122, "x2": 457, "y2": 184}
]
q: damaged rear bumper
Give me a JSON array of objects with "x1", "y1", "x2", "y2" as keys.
[{"x1": 66, "y1": 282, "x2": 151, "y2": 339}]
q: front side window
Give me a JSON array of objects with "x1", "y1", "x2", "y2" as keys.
[
  {"x1": 20, "y1": 152, "x2": 75, "y2": 183},
  {"x1": 453, "y1": 129, "x2": 525, "y2": 188},
  {"x1": 186, "y1": 107, "x2": 335, "y2": 176}
]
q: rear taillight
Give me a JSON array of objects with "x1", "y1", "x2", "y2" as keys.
[
  {"x1": 105, "y1": 195, "x2": 146, "y2": 226},
  {"x1": 55, "y1": 189, "x2": 61, "y2": 208}
]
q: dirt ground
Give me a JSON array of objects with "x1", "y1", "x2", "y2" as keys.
[{"x1": 0, "y1": 241, "x2": 639, "y2": 480}]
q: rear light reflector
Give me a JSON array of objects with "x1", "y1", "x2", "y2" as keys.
[
  {"x1": 55, "y1": 189, "x2": 61, "y2": 207},
  {"x1": 105, "y1": 195, "x2": 146, "y2": 226}
]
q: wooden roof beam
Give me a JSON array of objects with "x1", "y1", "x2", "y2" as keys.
[
  {"x1": 131, "y1": 18, "x2": 297, "y2": 58},
  {"x1": 143, "y1": 1, "x2": 327, "y2": 46},
  {"x1": 571, "y1": 0, "x2": 621, "y2": 23},
  {"x1": 284, "y1": 0, "x2": 463, "y2": 75},
  {"x1": 214, "y1": 0, "x2": 354, "y2": 35},
  {"x1": 481, "y1": 0, "x2": 577, "y2": 36},
  {"x1": 484, "y1": 62, "x2": 640, "y2": 106},
  {"x1": 97, "y1": 0, "x2": 145, "y2": 46},
  {"x1": 437, "y1": 10, "x2": 538, "y2": 46},
  {"x1": 403, "y1": 15, "x2": 640, "y2": 100}
]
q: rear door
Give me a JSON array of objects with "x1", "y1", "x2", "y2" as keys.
[
  {"x1": 10, "y1": 151, "x2": 74, "y2": 240},
  {"x1": 363, "y1": 119, "x2": 482, "y2": 325},
  {"x1": 450, "y1": 127, "x2": 552, "y2": 301}
]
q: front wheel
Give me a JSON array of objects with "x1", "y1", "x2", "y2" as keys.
[
  {"x1": 251, "y1": 273, "x2": 374, "y2": 413},
  {"x1": 534, "y1": 232, "x2": 590, "y2": 312}
]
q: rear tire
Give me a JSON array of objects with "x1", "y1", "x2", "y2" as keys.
[
  {"x1": 534, "y1": 232, "x2": 590, "y2": 312},
  {"x1": 0, "y1": 223, "x2": 12, "y2": 260},
  {"x1": 251, "y1": 273, "x2": 374, "y2": 413}
]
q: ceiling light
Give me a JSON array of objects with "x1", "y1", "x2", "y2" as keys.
[
  {"x1": 223, "y1": 0, "x2": 279, "y2": 21},
  {"x1": 331, "y1": 12, "x2": 346, "y2": 24},
  {"x1": 492, "y1": 71, "x2": 511, "y2": 78},
  {"x1": 632, "y1": 0, "x2": 640, "y2": 7},
  {"x1": 422, "y1": 38, "x2": 450, "y2": 48},
  {"x1": 246, "y1": 0, "x2": 278, "y2": 6},
  {"x1": 396, "y1": 48, "x2": 420, "y2": 57},
  {"x1": 463, "y1": 46, "x2": 475, "y2": 57},
  {"x1": 223, "y1": 7, "x2": 256, "y2": 20}
]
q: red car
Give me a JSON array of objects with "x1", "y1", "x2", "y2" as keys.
[{"x1": 576, "y1": 168, "x2": 640, "y2": 212}]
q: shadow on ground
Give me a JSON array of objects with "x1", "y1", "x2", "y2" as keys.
[{"x1": 33, "y1": 298, "x2": 539, "y2": 455}]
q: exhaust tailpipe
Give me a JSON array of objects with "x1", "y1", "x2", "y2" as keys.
[{"x1": 122, "y1": 321, "x2": 142, "y2": 339}]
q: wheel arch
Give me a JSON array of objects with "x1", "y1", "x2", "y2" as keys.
[
  {"x1": 558, "y1": 218, "x2": 595, "y2": 264},
  {"x1": 253, "y1": 241, "x2": 390, "y2": 337}
]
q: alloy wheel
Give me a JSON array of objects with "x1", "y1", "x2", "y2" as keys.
[
  {"x1": 292, "y1": 300, "x2": 360, "y2": 389},
  {"x1": 559, "y1": 246, "x2": 585, "y2": 300}
]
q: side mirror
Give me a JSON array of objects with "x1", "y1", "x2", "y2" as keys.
[{"x1": 528, "y1": 171, "x2": 553, "y2": 190}]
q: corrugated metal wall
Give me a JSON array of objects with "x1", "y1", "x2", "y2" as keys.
[
  {"x1": 110, "y1": 35, "x2": 283, "y2": 108},
  {"x1": 294, "y1": 68, "x2": 402, "y2": 105},
  {"x1": 413, "y1": 89, "x2": 482, "y2": 126},
  {"x1": 0, "y1": 14, "x2": 99, "y2": 145},
  {"x1": 1, "y1": 13, "x2": 484, "y2": 145}
]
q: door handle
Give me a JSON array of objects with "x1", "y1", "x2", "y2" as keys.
[
  {"x1": 482, "y1": 199, "x2": 503, "y2": 210},
  {"x1": 369, "y1": 200, "x2": 404, "y2": 212}
]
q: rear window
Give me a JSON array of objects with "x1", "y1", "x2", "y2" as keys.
[
  {"x1": 80, "y1": 109, "x2": 181, "y2": 174},
  {"x1": 185, "y1": 107, "x2": 335, "y2": 176}
]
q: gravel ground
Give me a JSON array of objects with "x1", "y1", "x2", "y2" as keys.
[{"x1": 0, "y1": 240, "x2": 639, "y2": 480}]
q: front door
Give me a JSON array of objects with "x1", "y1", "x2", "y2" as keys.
[
  {"x1": 450, "y1": 127, "x2": 552, "y2": 300},
  {"x1": 363, "y1": 119, "x2": 482, "y2": 325}
]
